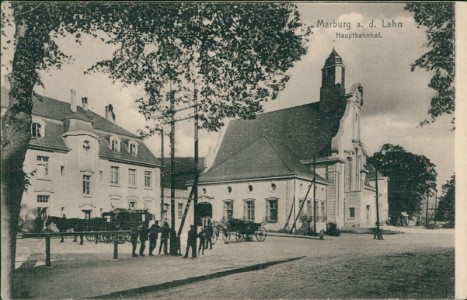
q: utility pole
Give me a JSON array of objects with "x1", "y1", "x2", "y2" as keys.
[
  {"x1": 434, "y1": 188, "x2": 438, "y2": 228},
  {"x1": 160, "y1": 129, "x2": 165, "y2": 222},
  {"x1": 193, "y1": 83, "x2": 199, "y2": 257},
  {"x1": 169, "y1": 90, "x2": 178, "y2": 255},
  {"x1": 425, "y1": 190, "x2": 430, "y2": 227},
  {"x1": 313, "y1": 156, "x2": 317, "y2": 234},
  {"x1": 374, "y1": 169, "x2": 382, "y2": 240}
]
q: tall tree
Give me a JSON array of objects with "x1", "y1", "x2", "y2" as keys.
[
  {"x1": 436, "y1": 174, "x2": 455, "y2": 226},
  {"x1": 86, "y1": 2, "x2": 309, "y2": 133},
  {"x1": 405, "y1": 2, "x2": 455, "y2": 126},
  {"x1": 368, "y1": 144, "x2": 437, "y2": 224},
  {"x1": 1, "y1": 3, "x2": 308, "y2": 297}
]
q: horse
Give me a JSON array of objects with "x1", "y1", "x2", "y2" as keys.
[{"x1": 45, "y1": 216, "x2": 85, "y2": 245}]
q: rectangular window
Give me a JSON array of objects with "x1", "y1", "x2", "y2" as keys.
[
  {"x1": 266, "y1": 199, "x2": 278, "y2": 222},
  {"x1": 129, "y1": 201, "x2": 136, "y2": 209},
  {"x1": 128, "y1": 169, "x2": 136, "y2": 186},
  {"x1": 37, "y1": 156, "x2": 49, "y2": 177},
  {"x1": 178, "y1": 203, "x2": 184, "y2": 219},
  {"x1": 144, "y1": 171, "x2": 152, "y2": 188},
  {"x1": 83, "y1": 175, "x2": 91, "y2": 195},
  {"x1": 37, "y1": 195, "x2": 49, "y2": 203},
  {"x1": 110, "y1": 166, "x2": 119, "y2": 184},
  {"x1": 349, "y1": 207, "x2": 355, "y2": 219},
  {"x1": 223, "y1": 201, "x2": 233, "y2": 221},
  {"x1": 244, "y1": 200, "x2": 255, "y2": 221}
]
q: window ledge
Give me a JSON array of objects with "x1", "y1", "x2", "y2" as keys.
[
  {"x1": 266, "y1": 220, "x2": 278, "y2": 223},
  {"x1": 128, "y1": 186, "x2": 138, "y2": 189},
  {"x1": 110, "y1": 184, "x2": 121, "y2": 187},
  {"x1": 83, "y1": 195, "x2": 93, "y2": 198},
  {"x1": 144, "y1": 187, "x2": 153, "y2": 190}
]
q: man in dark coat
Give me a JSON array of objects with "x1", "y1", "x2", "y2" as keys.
[
  {"x1": 139, "y1": 224, "x2": 149, "y2": 256},
  {"x1": 130, "y1": 226, "x2": 139, "y2": 257},
  {"x1": 148, "y1": 221, "x2": 160, "y2": 256},
  {"x1": 183, "y1": 225, "x2": 197, "y2": 259},
  {"x1": 205, "y1": 219, "x2": 213, "y2": 250},
  {"x1": 159, "y1": 222, "x2": 170, "y2": 255},
  {"x1": 198, "y1": 227, "x2": 206, "y2": 255}
]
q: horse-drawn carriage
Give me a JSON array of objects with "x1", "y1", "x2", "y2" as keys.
[
  {"x1": 45, "y1": 209, "x2": 151, "y2": 244},
  {"x1": 214, "y1": 218, "x2": 267, "y2": 242}
]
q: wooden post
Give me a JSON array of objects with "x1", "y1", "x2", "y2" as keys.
[
  {"x1": 425, "y1": 190, "x2": 430, "y2": 227},
  {"x1": 434, "y1": 188, "x2": 438, "y2": 228},
  {"x1": 113, "y1": 239, "x2": 118, "y2": 259},
  {"x1": 45, "y1": 234, "x2": 51, "y2": 267}
]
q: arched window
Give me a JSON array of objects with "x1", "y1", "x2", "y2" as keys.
[
  {"x1": 109, "y1": 136, "x2": 121, "y2": 152},
  {"x1": 31, "y1": 122, "x2": 42, "y2": 138},
  {"x1": 128, "y1": 140, "x2": 138, "y2": 155}
]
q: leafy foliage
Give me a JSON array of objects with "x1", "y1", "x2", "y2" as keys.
[
  {"x1": 436, "y1": 174, "x2": 455, "y2": 226},
  {"x1": 85, "y1": 3, "x2": 310, "y2": 133},
  {"x1": 405, "y1": 3, "x2": 455, "y2": 126},
  {"x1": 368, "y1": 144, "x2": 437, "y2": 222}
]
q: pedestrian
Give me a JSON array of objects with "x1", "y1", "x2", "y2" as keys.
[
  {"x1": 198, "y1": 227, "x2": 206, "y2": 255},
  {"x1": 139, "y1": 223, "x2": 148, "y2": 256},
  {"x1": 183, "y1": 225, "x2": 197, "y2": 259},
  {"x1": 205, "y1": 219, "x2": 213, "y2": 250},
  {"x1": 159, "y1": 222, "x2": 170, "y2": 255},
  {"x1": 130, "y1": 226, "x2": 139, "y2": 257},
  {"x1": 148, "y1": 221, "x2": 160, "y2": 256}
]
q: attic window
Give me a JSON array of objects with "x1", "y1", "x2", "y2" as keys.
[
  {"x1": 83, "y1": 140, "x2": 91, "y2": 151},
  {"x1": 110, "y1": 136, "x2": 121, "y2": 152},
  {"x1": 31, "y1": 122, "x2": 43, "y2": 138},
  {"x1": 227, "y1": 186, "x2": 232, "y2": 194},
  {"x1": 128, "y1": 141, "x2": 138, "y2": 155},
  {"x1": 247, "y1": 184, "x2": 253, "y2": 193}
]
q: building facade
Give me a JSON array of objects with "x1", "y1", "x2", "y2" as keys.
[
  {"x1": 1, "y1": 87, "x2": 161, "y2": 230},
  {"x1": 198, "y1": 49, "x2": 389, "y2": 232}
]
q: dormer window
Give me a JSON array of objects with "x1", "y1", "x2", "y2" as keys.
[
  {"x1": 31, "y1": 122, "x2": 45, "y2": 138},
  {"x1": 128, "y1": 140, "x2": 138, "y2": 155},
  {"x1": 109, "y1": 136, "x2": 121, "y2": 152}
]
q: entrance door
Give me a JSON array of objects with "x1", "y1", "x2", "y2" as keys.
[{"x1": 196, "y1": 202, "x2": 212, "y2": 226}]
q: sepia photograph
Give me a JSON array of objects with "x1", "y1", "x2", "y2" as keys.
[{"x1": 1, "y1": 2, "x2": 465, "y2": 299}]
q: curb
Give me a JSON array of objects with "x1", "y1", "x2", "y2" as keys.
[
  {"x1": 87, "y1": 256, "x2": 304, "y2": 299},
  {"x1": 268, "y1": 233, "x2": 321, "y2": 240}
]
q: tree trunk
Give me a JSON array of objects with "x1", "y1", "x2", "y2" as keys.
[{"x1": 1, "y1": 19, "x2": 43, "y2": 299}]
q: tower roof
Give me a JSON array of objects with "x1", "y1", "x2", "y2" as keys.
[{"x1": 324, "y1": 48, "x2": 344, "y2": 68}]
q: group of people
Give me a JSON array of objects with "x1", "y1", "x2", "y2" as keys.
[
  {"x1": 130, "y1": 221, "x2": 170, "y2": 257},
  {"x1": 183, "y1": 218, "x2": 214, "y2": 259},
  {"x1": 130, "y1": 218, "x2": 215, "y2": 259}
]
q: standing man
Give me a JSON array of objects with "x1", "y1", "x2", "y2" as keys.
[
  {"x1": 198, "y1": 227, "x2": 206, "y2": 255},
  {"x1": 139, "y1": 223, "x2": 149, "y2": 256},
  {"x1": 130, "y1": 226, "x2": 139, "y2": 257},
  {"x1": 159, "y1": 222, "x2": 170, "y2": 255},
  {"x1": 148, "y1": 221, "x2": 160, "y2": 256},
  {"x1": 205, "y1": 219, "x2": 213, "y2": 250},
  {"x1": 183, "y1": 225, "x2": 197, "y2": 259}
]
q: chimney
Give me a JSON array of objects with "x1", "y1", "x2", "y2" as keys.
[
  {"x1": 105, "y1": 104, "x2": 115, "y2": 123},
  {"x1": 82, "y1": 97, "x2": 88, "y2": 110},
  {"x1": 70, "y1": 89, "x2": 77, "y2": 112}
]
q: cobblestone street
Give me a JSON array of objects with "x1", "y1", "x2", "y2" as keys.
[{"x1": 14, "y1": 230, "x2": 454, "y2": 299}]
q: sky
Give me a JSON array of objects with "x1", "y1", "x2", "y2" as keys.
[{"x1": 0, "y1": 3, "x2": 455, "y2": 190}]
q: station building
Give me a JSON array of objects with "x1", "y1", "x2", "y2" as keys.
[{"x1": 198, "y1": 49, "x2": 389, "y2": 232}]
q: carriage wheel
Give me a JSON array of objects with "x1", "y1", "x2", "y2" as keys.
[
  {"x1": 103, "y1": 233, "x2": 113, "y2": 243},
  {"x1": 255, "y1": 227, "x2": 267, "y2": 242},
  {"x1": 85, "y1": 233, "x2": 95, "y2": 242},
  {"x1": 235, "y1": 232, "x2": 244, "y2": 242}
]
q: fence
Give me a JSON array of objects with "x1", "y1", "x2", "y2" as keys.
[{"x1": 22, "y1": 230, "x2": 131, "y2": 267}]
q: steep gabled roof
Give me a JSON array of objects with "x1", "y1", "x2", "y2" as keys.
[
  {"x1": 209, "y1": 102, "x2": 343, "y2": 171},
  {"x1": 1, "y1": 87, "x2": 159, "y2": 166},
  {"x1": 200, "y1": 135, "x2": 327, "y2": 184}
]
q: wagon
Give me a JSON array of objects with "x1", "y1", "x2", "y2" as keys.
[{"x1": 220, "y1": 218, "x2": 267, "y2": 242}]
